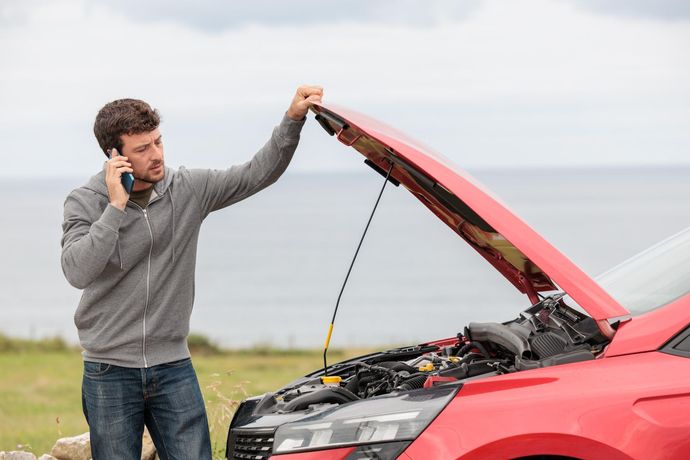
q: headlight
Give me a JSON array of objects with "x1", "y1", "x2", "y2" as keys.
[{"x1": 274, "y1": 385, "x2": 458, "y2": 454}]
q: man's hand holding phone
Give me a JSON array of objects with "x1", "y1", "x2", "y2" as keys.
[{"x1": 105, "y1": 148, "x2": 133, "y2": 210}]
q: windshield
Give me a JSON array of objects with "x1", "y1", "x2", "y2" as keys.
[{"x1": 594, "y1": 227, "x2": 690, "y2": 316}]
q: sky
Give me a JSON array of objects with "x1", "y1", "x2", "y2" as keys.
[{"x1": 1, "y1": 0, "x2": 689, "y2": 177}]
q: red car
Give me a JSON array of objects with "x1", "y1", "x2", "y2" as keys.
[{"x1": 225, "y1": 103, "x2": 690, "y2": 460}]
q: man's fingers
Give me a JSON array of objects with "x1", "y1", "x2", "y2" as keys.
[
  {"x1": 305, "y1": 94, "x2": 322, "y2": 103},
  {"x1": 107, "y1": 166, "x2": 133, "y2": 183},
  {"x1": 306, "y1": 86, "x2": 323, "y2": 95},
  {"x1": 299, "y1": 84, "x2": 323, "y2": 91},
  {"x1": 294, "y1": 95, "x2": 321, "y2": 112},
  {"x1": 298, "y1": 92, "x2": 323, "y2": 107},
  {"x1": 109, "y1": 159, "x2": 131, "y2": 169},
  {"x1": 286, "y1": 85, "x2": 324, "y2": 120},
  {"x1": 298, "y1": 85, "x2": 324, "y2": 97}
]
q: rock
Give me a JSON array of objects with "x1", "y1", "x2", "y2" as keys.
[
  {"x1": 141, "y1": 428, "x2": 156, "y2": 460},
  {"x1": 50, "y1": 432, "x2": 90, "y2": 460},
  {"x1": 48, "y1": 429, "x2": 156, "y2": 460},
  {"x1": 0, "y1": 452, "x2": 37, "y2": 460}
]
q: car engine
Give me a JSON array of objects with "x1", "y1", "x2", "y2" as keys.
[{"x1": 254, "y1": 295, "x2": 610, "y2": 416}]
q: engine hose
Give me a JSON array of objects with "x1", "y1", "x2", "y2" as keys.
[
  {"x1": 468, "y1": 322, "x2": 533, "y2": 359},
  {"x1": 398, "y1": 374, "x2": 428, "y2": 391},
  {"x1": 457, "y1": 352, "x2": 484, "y2": 366},
  {"x1": 357, "y1": 362, "x2": 399, "y2": 377},
  {"x1": 458, "y1": 341, "x2": 490, "y2": 358},
  {"x1": 457, "y1": 343, "x2": 473, "y2": 356},
  {"x1": 438, "y1": 363, "x2": 469, "y2": 379},
  {"x1": 283, "y1": 387, "x2": 359, "y2": 412},
  {"x1": 344, "y1": 376, "x2": 359, "y2": 393},
  {"x1": 472, "y1": 341, "x2": 491, "y2": 358},
  {"x1": 356, "y1": 374, "x2": 376, "y2": 389},
  {"x1": 375, "y1": 361, "x2": 418, "y2": 374}
]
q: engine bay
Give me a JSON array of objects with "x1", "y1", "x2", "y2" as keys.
[{"x1": 256, "y1": 295, "x2": 610, "y2": 416}]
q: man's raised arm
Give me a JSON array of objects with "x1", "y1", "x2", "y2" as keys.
[{"x1": 185, "y1": 85, "x2": 323, "y2": 218}]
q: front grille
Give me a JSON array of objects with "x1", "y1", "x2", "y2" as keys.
[{"x1": 228, "y1": 429, "x2": 275, "y2": 460}]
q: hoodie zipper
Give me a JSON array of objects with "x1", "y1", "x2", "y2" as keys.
[{"x1": 130, "y1": 202, "x2": 154, "y2": 368}]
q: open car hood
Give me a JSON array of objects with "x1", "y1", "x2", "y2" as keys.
[{"x1": 311, "y1": 102, "x2": 629, "y2": 321}]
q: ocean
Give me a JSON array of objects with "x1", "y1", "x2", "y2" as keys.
[{"x1": 1, "y1": 167, "x2": 689, "y2": 348}]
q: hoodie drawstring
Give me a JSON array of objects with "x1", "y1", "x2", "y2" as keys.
[
  {"x1": 169, "y1": 191, "x2": 176, "y2": 265},
  {"x1": 117, "y1": 239, "x2": 123, "y2": 270}
]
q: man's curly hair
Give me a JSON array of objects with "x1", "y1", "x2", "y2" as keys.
[{"x1": 93, "y1": 99, "x2": 160, "y2": 155}]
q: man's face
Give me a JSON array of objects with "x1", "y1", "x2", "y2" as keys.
[{"x1": 120, "y1": 128, "x2": 165, "y2": 185}]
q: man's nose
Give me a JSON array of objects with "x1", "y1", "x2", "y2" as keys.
[{"x1": 152, "y1": 144, "x2": 163, "y2": 160}]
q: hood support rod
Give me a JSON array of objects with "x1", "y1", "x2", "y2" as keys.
[
  {"x1": 323, "y1": 160, "x2": 395, "y2": 377},
  {"x1": 521, "y1": 261, "x2": 541, "y2": 305}
]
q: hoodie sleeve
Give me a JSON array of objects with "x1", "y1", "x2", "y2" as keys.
[
  {"x1": 61, "y1": 192, "x2": 126, "y2": 289},
  {"x1": 185, "y1": 112, "x2": 305, "y2": 219}
]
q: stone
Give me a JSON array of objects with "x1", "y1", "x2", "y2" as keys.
[
  {"x1": 47, "y1": 429, "x2": 156, "y2": 460},
  {"x1": 50, "y1": 432, "x2": 90, "y2": 460},
  {"x1": 0, "y1": 452, "x2": 37, "y2": 460}
]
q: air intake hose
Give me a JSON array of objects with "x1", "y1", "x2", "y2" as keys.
[{"x1": 468, "y1": 322, "x2": 533, "y2": 359}]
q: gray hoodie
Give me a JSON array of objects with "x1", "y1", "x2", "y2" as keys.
[{"x1": 61, "y1": 113, "x2": 305, "y2": 367}]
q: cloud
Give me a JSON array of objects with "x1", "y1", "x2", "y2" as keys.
[
  {"x1": 90, "y1": 0, "x2": 482, "y2": 32},
  {"x1": 1, "y1": 0, "x2": 689, "y2": 178},
  {"x1": 567, "y1": 0, "x2": 690, "y2": 21},
  {"x1": 0, "y1": 0, "x2": 47, "y2": 26}
]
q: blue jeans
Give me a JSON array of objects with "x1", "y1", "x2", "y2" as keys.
[{"x1": 82, "y1": 358, "x2": 212, "y2": 460}]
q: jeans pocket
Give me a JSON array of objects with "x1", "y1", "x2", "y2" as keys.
[{"x1": 83, "y1": 360, "x2": 112, "y2": 377}]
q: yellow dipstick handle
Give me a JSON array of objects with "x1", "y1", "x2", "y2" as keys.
[{"x1": 324, "y1": 323, "x2": 334, "y2": 350}]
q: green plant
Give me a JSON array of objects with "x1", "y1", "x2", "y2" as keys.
[
  {"x1": 204, "y1": 369, "x2": 247, "y2": 460},
  {"x1": 187, "y1": 333, "x2": 223, "y2": 356},
  {"x1": 0, "y1": 333, "x2": 74, "y2": 353}
]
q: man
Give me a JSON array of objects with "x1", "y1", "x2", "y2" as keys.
[{"x1": 60, "y1": 85, "x2": 323, "y2": 459}]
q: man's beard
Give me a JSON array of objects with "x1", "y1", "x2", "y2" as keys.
[
  {"x1": 134, "y1": 164, "x2": 165, "y2": 184},
  {"x1": 135, "y1": 175, "x2": 158, "y2": 184}
]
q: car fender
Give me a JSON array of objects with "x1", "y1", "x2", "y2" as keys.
[{"x1": 455, "y1": 433, "x2": 633, "y2": 460}]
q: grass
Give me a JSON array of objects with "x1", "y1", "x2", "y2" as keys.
[{"x1": 0, "y1": 334, "x2": 372, "y2": 458}]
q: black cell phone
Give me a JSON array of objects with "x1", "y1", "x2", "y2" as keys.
[{"x1": 105, "y1": 148, "x2": 135, "y2": 194}]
